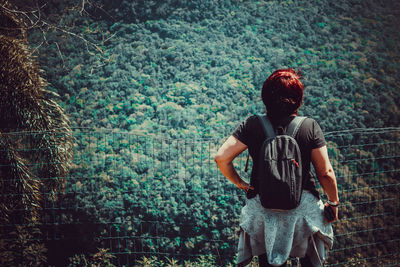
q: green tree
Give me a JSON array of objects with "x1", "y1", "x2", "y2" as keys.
[{"x1": 0, "y1": 4, "x2": 73, "y2": 265}]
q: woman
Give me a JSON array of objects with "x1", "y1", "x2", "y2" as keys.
[{"x1": 214, "y1": 69, "x2": 339, "y2": 267}]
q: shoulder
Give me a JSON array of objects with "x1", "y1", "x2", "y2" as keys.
[
  {"x1": 244, "y1": 114, "x2": 259, "y2": 123},
  {"x1": 300, "y1": 117, "x2": 319, "y2": 128},
  {"x1": 232, "y1": 114, "x2": 262, "y2": 145},
  {"x1": 297, "y1": 117, "x2": 323, "y2": 133},
  {"x1": 236, "y1": 114, "x2": 261, "y2": 130},
  {"x1": 297, "y1": 117, "x2": 326, "y2": 148},
  {"x1": 245, "y1": 114, "x2": 260, "y2": 125}
]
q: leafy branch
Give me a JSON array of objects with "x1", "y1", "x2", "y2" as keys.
[{"x1": 0, "y1": 0, "x2": 116, "y2": 65}]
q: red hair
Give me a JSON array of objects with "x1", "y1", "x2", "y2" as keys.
[{"x1": 261, "y1": 68, "x2": 304, "y2": 119}]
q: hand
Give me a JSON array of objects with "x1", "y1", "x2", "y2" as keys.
[
  {"x1": 324, "y1": 202, "x2": 339, "y2": 223},
  {"x1": 236, "y1": 180, "x2": 254, "y2": 193}
]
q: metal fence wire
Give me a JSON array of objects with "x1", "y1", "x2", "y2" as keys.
[{"x1": 0, "y1": 127, "x2": 399, "y2": 266}]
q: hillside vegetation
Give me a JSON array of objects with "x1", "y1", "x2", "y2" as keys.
[
  {"x1": 20, "y1": 0, "x2": 400, "y2": 265},
  {"x1": 32, "y1": 0, "x2": 400, "y2": 138}
]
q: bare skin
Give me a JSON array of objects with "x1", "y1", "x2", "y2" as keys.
[
  {"x1": 311, "y1": 145, "x2": 339, "y2": 221},
  {"x1": 214, "y1": 136, "x2": 254, "y2": 193},
  {"x1": 214, "y1": 135, "x2": 339, "y2": 222}
]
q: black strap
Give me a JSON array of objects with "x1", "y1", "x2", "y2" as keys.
[
  {"x1": 256, "y1": 114, "x2": 276, "y2": 139},
  {"x1": 245, "y1": 115, "x2": 273, "y2": 173},
  {"x1": 286, "y1": 116, "x2": 306, "y2": 137},
  {"x1": 245, "y1": 150, "x2": 250, "y2": 172}
]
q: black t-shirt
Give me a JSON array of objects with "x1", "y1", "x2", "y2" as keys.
[{"x1": 232, "y1": 114, "x2": 326, "y2": 199}]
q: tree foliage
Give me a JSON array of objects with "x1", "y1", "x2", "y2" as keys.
[
  {"x1": 1, "y1": 0, "x2": 400, "y2": 265},
  {"x1": 0, "y1": 3, "x2": 73, "y2": 265},
  {"x1": 29, "y1": 0, "x2": 400, "y2": 139}
]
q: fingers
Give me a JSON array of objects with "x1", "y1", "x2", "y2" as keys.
[
  {"x1": 332, "y1": 206, "x2": 339, "y2": 222},
  {"x1": 237, "y1": 180, "x2": 254, "y2": 193},
  {"x1": 324, "y1": 203, "x2": 339, "y2": 223},
  {"x1": 243, "y1": 186, "x2": 254, "y2": 193},
  {"x1": 241, "y1": 184, "x2": 250, "y2": 193}
]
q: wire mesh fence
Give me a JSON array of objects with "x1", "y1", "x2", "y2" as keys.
[
  {"x1": 0, "y1": 127, "x2": 399, "y2": 266},
  {"x1": 322, "y1": 128, "x2": 400, "y2": 266}
]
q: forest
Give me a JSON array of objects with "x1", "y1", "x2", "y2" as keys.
[
  {"x1": 26, "y1": 0, "x2": 400, "y2": 137},
  {"x1": 0, "y1": 0, "x2": 399, "y2": 266}
]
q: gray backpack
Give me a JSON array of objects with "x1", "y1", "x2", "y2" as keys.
[{"x1": 256, "y1": 114, "x2": 306, "y2": 210}]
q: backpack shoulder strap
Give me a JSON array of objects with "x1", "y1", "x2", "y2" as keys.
[
  {"x1": 245, "y1": 114, "x2": 275, "y2": 173},
  {"x1": 286, "y1": 116, "x2": 307, "y2": 138},
  {"x1": 256, "y1": 114, "x2": 276, "y2": 139}
]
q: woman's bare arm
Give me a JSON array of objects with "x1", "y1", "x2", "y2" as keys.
[
  {"x1": 214, "y1": 136, "x2": 254, "y2": 193},
  {"x1": 311, "y1": 145, "x2": 339, "y2": 221}
]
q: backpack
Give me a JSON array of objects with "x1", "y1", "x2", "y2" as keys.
[{"x1": 255, "y1": 114, "x2": 306, "y2": 210}]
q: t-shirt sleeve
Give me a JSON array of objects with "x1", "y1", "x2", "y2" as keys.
[
  {"x1": 232, "y1": 116, "x2": 254, "y2": 146},
  {"x1": 311, "y1": 119, "x2": 326, "y2": 149}
]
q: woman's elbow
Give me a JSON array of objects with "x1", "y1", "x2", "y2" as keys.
[
  {"x1": 214, "y1": 154, "x2": 224, "y2": 164},
  {"x1": 214, "y1": 154, "x2": 229, "y2": 165},
  {"x1": 318, "y1": 168, "x2": 336, "y2": 182}
]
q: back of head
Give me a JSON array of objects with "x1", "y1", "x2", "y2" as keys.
[{"x1": 261, "y1": 68, "x2": 304, "y2": 121}]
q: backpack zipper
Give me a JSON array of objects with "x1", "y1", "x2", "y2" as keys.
[{"x1": 291, "y1": 159, "x2": 299, "y2": 168}]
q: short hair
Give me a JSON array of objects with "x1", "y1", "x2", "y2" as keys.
[{"x1": 261, "y1": 68, "x2": 304, "y2": 119}]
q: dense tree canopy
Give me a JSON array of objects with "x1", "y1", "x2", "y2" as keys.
[
  {"x1": 29, "y1": 0, "x2": 400, "y2": 139},
  {"x1": 1, "y1": 0, "x2": 399, "y2": 265}
]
